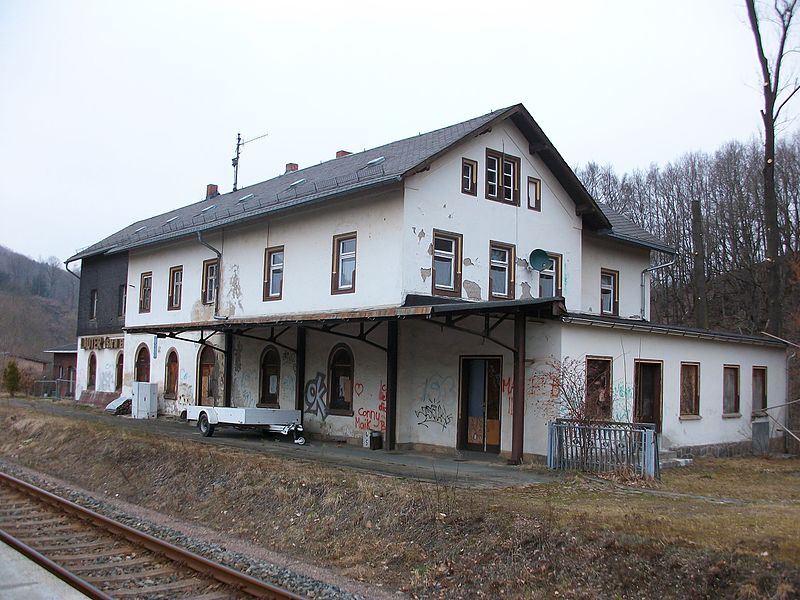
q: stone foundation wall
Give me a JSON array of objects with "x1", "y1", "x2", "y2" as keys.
[{"x1": 674, "y1": 436, "x2": 786, "y2": 459}]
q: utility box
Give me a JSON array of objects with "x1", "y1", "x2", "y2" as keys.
[
  {"x1": 752, "y1": 418, "x2": 770, "y2": 455},
  {"x1": 362, "y1": 430, "x2": 382, "y2": 450},
  {"x1": 131, "y1": 382, "x2": 158, "y2": 419}
]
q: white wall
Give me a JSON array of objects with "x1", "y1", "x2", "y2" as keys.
[
  {"x1": 75, "y1": 338, "x2": 123, "y2": 399},
  {"x1": 125, "y1": 187, "x2": 405, "y2": 329},
  {"x1": 580, "y1": 236, "x2": 652, "y2": 320},
  {"x1": 559, "y1": 323, "x2": 787, "y2": 448},
  {"x1": 402, "y1": 120, "x2": 585, "y2": 309}
]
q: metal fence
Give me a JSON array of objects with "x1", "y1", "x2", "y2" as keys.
[
  {"x1": 32, "y1": 379, "x2": 75, "y2": 400},
  {"x1": 547, "y1": 419, "x2": 660, "y2": 479}
]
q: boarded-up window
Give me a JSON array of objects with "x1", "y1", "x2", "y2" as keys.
[
  {"x1": 328, "y1": 345, "x2": 354, "y2": 415},
  {"x1": 752, "y1": 367, "x2": 767, "y2": 415},
  {"x1": 585, "y1": 358, "x2": 612, "y2": 420},
  {"x1": 723, "y1": 366, "x2": 739, "y2": 415},
  {"x1": 680, "y1": 363, "x2": 700, "y2": 416}
]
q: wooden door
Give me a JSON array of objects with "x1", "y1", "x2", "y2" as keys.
[
  {"x1": 460, "y1": 357, "x2": 502, "y2": 453},
  {"x1": 634, "y1": 361, "x2": 662, "y2": 431},
  {"x1": 198, "y1": 347, "x2": 216, "y2": 406}
]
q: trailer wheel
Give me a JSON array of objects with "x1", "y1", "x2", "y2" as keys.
[
  {"x1": 293, "y1": 436, "x2": 306, "y2": 446},
  {"x1": 198, "y1": 413, "x2": 215, "y2": 437}
]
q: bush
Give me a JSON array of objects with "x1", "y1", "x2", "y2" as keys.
[{"x1": 3, "y1": 361, "x2": 21, "y2": 396}]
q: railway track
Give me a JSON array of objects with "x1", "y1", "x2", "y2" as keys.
[{"x1": 0, "y1": 471, "x2": 305, "y2": 600}]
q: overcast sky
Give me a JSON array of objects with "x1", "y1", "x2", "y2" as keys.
[{"x1": 1, "y1": 1, "x2": 798, "y2": 263}]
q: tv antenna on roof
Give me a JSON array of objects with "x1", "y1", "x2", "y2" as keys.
[{"x1": 232, "y1": 131, "x2": 269, "y2": 191}]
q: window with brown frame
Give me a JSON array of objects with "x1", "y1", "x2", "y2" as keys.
[
  {"x1": 263, "y1": 246, "x2": 284, "y2": 301},
  {"x1": 164, "y1": 350, "x2": 178, "y2": 398},
  {"x1": 118, "y1": 284, "x2": 127, "y2": 317},
  {"x1": 202, "y1": 259, "x2": 219, "y2": 305},
  {"x1": 586, "y1": 357, "x2": 612, "y2": 420},
  {"x1": 461, "y1": 158, "x2": 478, "y2": 195},
  {"x1": 139, "y1": 272, "x2": 152, "y2": 313},
  {"x1": 328, "y1": 344, "x2": 354, "y2": 415},
  {"x1": 680, "y1": 362, "x2": 700, "y2": 416},
  {"x1": 600, "y1": 268, "x2": 619, "y2": 315},
  {"x1": 432, "y1": 229, "x2": 463, "y2": 297},
  {"x1": 167, "y1": 266, "x2": 183, "y2": 310},
  {"x1": 259, "y1": 346, "x2": 281, "y2": 407},
  {"x1": 752, "y1": 367, "x2": 767, "y2": 416},
  {"x1": 135, "y1": 345, "x2": 150, "y2": 382},
  {"x1": 538, "y1": 253, "x2": 562, "y2": 298},
  {"x1": 485, "y1": 148, "x2": 520, "y2": 205},
  {"x1": 331, "y1": 233, "x2": 357, "y2": 294},
  {"x1": 723, "y1": 365, "x2": 740, "y2": 415},
  {"x1": 489, "y1": 241, "x2": 515, "y2": 300},
  {"x1": 527, "y1": 176, "x2": 541, "y2": 211},
  {"x1": 89, "y1": 289, "x2": 98, "y2": 320}
]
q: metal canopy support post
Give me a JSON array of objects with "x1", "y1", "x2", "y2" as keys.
[
  {"x1": 295, "y1": 327, "x2": 306, "y2": 427},
  {"x1": 385, "y1": 320, "x2": 398, "y2": 451},
  {"x1": 511, "y1": 312, "x2": 526, "y2": 464},
  {"x1": 224, "y1": 331, "x2": 233, "y2": 408}
]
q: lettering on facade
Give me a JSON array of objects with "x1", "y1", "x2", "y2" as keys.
[{"x1": 80, "y1": 336, "x2": 124, "y2": 350}]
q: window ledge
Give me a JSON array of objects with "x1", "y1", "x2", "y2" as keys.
[
  {"x1": 256, "y1": 403, "x2": 280, "y2": 409},
  {"x1": 327, "y1": 409, "x2": 354, "y2": 417},
  {"x1": 679, "y1": 414, "x2": 702, "y2": 421},
  {"x1": 722, "y1": 413, "x2": 741, "y2": 419}
]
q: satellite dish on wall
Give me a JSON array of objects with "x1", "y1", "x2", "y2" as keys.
[{"x1": 528, "y1": 249, "x2": 551, "y2": 271}]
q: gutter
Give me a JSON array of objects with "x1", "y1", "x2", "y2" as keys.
[
  {"x1": 196, "y1": 232, "x2": 226, "y2": 321},
  {"x1": 64, "y1": 258, "x2": 80, "y2": 280},
  {"x1": 640, "y1": 255, "x2": 677, "y2": 319}
]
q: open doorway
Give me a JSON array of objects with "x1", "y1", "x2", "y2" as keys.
[
  {"x1": 459, "y1": 357, "x2": 502, "y2": 453},
  {"x1": 634, "y1": 360, "x2": 662, "y2": 431},
  {"x1": 198, "y1": 346, "x2": 217, "y2": 406}
]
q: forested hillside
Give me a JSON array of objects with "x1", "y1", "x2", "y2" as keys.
[
  {"x1": 577, "y1": 131, "x2": 800, "y2": 340},
  {"x1": 0, "y1": 246, "x2": 79, "y2": 362}
]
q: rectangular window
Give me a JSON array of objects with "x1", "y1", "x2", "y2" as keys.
[
  {"x1": 586, "y1": 357, "x2": 613, "y2": 420},
  {"x1": 538, "y1": 253, "x2": 562, "y2": 298},
  {"x1": 139, "y1": 272, "x2": 152, "y2": 313},
  {"x1": 118, "y1": 284, "x2": 127, "y2": 317},
  {"x1": 680, "y1": 362, "x2": 700, "y2": 416},
  {"x1": 527, "y1": 176, "x2": 541, "y2": 211},
  {"x1": 167, "y1": 266, "x2": 183, "y2": 310},
  {"x1": 461, "y1": 158, "x2": 478, "y2": 195},
  {"x1": 485, "y1": 149, "x2": 520, "y2": 205},
  {"x1": 489, "y1": 241, "x2": 515, "y2": 299},
  {"x1": 723, "y1": 365, "x2": 740, "y2": 415},
  {"x1": 432, "y1": 229, "x2": 462, "y2": 297},
  {"x1": 202, "y1": 259, "x2": 218, "y2": 305},
  {"x1": 263, "y1": 246, "x2": 285, "y2": 301},
  {"x1": 331, "y1": 233, "x2": 357, "y2": 294},
  {"x1": 600, "y1": 268, "x2": 619, "y2": 315},
  {"x1": 752, "y1": 367, "x2": 767, "y2": 416},
  {"x1": 89, "y1": 289, "x2": 98, "y2": 320}
]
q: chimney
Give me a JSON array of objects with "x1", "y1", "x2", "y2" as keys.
[
  {"x1": 206, "y1": 184, "x2": 219, "y2": 199},
  {"x1": 285, "y1": 162, "x2": 298, "y2": 173},
  {"x1": 336, "y1": 150, "x2": 351, "y2": 159}
]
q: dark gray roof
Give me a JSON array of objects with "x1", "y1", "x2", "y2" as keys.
[
  {"x1": 69, "y1": 104, "x2": 666, "y2": 261},
  {"x1": 43, "y1": 342, "x2": 78, "y2": 353},
  {"x1": 597, "y1": 204, "x2": 675, "y2": 254}
]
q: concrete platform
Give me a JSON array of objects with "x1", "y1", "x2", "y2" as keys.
[
  {"x1": 0, "y1": 542, "x2": 88, "y2": 599},
  {"x1": 5, "y1": 398, "x2": 557, "y2": 488}
]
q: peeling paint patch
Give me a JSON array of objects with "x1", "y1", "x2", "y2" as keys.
[
  {"x1": 234, "y1": 340, "x2": 242, "y2": 373},
  {"x1": 521, "y1": 282, "x2": 533, "y2": 299},
  {"x1": 427, "y1": 242, "x2": 433, "y2": 256},
  {"x1": 516, "y1": 257, "x2": 530, "y2": 268},
  {"x1": 420, "y1": 267, "x2": 432, "y2": 282},
  {"x1": 463, "y1": 280, "x2": 481, "y2": 300},
  {"x1": 418, "y1": 229, "x2": 426, "y2": 242},
  {"x1": 227, "y1": 264, "x2": 244, "y2": 312},
  {"x1": 463, "y1": 257, "x2": 474, "y2": 266}
]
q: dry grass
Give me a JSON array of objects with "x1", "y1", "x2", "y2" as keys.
[{"x1": 1, "y1": 402, "x2": 799, "y2": 599}]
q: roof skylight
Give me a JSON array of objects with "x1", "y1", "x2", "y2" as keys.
[
  {"x1": 287, "y1": 178, "x2": 306, "y2": 189},
  {"x1": 164, "y1": 216, "x2": 178, "y2": 225},
  {"x1": 236, "y1": 194, "x2": 254, "y2": 204},
  {"x1": 200, "y1": 204, "x2": 216, "y2": 213},
  {"x1": 365, "y1": 156, "x2": 385, "y2": 167},
  {"x1": 133, "y1": 226, "x2": 146, "y2": 234}
]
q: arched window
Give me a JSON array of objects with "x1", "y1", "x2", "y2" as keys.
[
  {"x1": 115, "y1": 352, "x2": 124, "y2": 391},
  {"x1": 328, "y1": 344, "x2": 354, "y2": 415},
  {"x1": 259, "y1": 346, "x2": 281, "y2": 407},
  {"x1": 165, "y1": 350, "x2": 179, "y2": 398},
  {"x1": 87, "y1": 352, "x2": 97, "y2": 390},
  {"x1": 135, "y1": 345, "x2": 150, "y2": 382},
  {"x1": 198, "y1": 346, "x2": 216, "y2": 406}
]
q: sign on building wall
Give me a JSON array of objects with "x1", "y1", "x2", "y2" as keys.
[{"x1": 80, "y1": 336, "x2": 124, "y2": 350}]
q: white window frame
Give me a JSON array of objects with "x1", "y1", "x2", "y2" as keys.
[
  {"x1": 203, "y1": 260, "x2": 218, "y2": 305},
  {"x1": 337, "y1": 236, "x2": 356, "y2": 291},
  {"x1": 269, "y1": 250, "x2": 284, "y2": 297},
  {"x1": 600, "y1": 269, "x2": 617, "y2": 315},
  {"x1": 433, "y1": 235, "x2": 456, "y2": 291}
]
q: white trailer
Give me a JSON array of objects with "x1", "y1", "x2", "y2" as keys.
[{"x1": 185, "y1": 406, "x2": 305, "y2": 444}]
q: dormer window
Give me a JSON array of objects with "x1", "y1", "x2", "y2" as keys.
[
  {"x1": 485, "y1": 148, "x2": 520, "y2": 205},
  {"x1": 461, "y1": 158, "x2": 477, "y2": 196}
]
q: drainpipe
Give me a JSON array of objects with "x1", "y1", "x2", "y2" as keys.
[
  {"x1": 640, "y1": 255, "x2": 677, "y2": 320},
  {"x1": 196, "y1": 231, "x2": 226, "y2": 321}
]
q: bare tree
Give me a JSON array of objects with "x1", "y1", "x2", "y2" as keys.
[{"x1": 746, "y1": 0, "x2": 800, "y2": 336}]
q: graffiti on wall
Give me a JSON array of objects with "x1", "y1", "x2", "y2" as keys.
[
  {"x1": 414, "y1": 375, "x2": 454, "y2": 430},
  {"x1": 355, "y1": 382, "x2": 387, "y2": 431},
  {"x1": 304, "y1": 372, "x2": 328, "y2": 421}
]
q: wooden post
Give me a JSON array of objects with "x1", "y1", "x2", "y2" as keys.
[
  {"x1": 511, "y1": 312, "x2": 526, "y2": 464},
  {"x1": 223, "y1": 331, "x2": 233, "y2": 408},
  {"x1": 385, "y1": 320, "x2": 398, "y2": 451},
  {"x1": 295, "y1": 326, "x2": 306, "y2": 426}
]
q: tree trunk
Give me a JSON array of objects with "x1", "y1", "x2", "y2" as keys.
[{"x1": 690, "y1": 199, "x2": 709, "y2": 329}]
